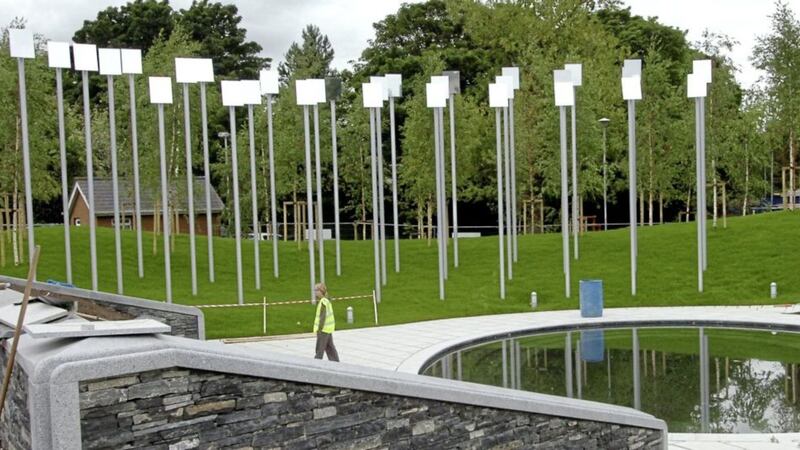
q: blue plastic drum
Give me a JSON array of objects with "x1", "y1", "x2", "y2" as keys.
[{"x1": 579, "y1": 279, "x2": 603, "y2": 318}]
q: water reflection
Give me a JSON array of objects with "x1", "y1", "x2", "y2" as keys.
[{"x1": 422, "y1": 327, "x2": 800, "y2": 433}]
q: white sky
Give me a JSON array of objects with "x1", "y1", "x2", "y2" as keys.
[{"x1": 2, "y1": 0, "x2": 798, "y2": 88}]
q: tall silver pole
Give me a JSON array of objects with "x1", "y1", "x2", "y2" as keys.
[
  {"x1": 82, "y1": 71, "x2": 98, "y2": 290},
  {"x1": 565, "y1": 332, "x2": 573, "y2": 398},
  {"x1": 602, "y1": 125, "x2": 608, "y2": 231},
  {"x1": 509, "y1": 97, "x2": 518, "y2": 263},
  {"x1": 331, "y1": 100, "x2": 342, "y2": 276},
  {"x1": 368, "y1": 108, "x2": 382, "y2": 303},
  {"x1": 438, "y1": 107, "x2": 448, "y2": 280},
  {"x1": 502, "y1": 340, "x2": 508, "y2": 388},
  {"x1": 108, "y1": 75, "x2": 123, "y2": 294},
  {"x1": 495, "y1": 108, "x2": 506, "y2": 299},
  {"x1": 56, "y1": 68, "x2": 72, "y2": 283},
  {"x1": 247, "y1": 104, "x2": 261, "y2": 289},
  {"x1": 200, "y1": 83, "x2": 215, "y2": 282},
  {"x1": 571, "y1": 101, "x2": 579, "y2": 259},
  {"x1": 503, "y1": 106, "x2": 513, "y2": 280},
  {"x1": 313, "y1": 104, "x2": 325, "y2": 284},
  {"x1": 157, "y1": 104, "x2": 172, "y2": 303},
  {"x1": 389, "y1": 97, "x2": 400, "y2": 272},
  {"x1": 129, "y1": 74, "x2": 144, "y2": 279},
  {"x1": 182, "y1": 83, "x2": 198, "y2": 296},
  {"x1": 303, "y1": 106, "x2": 316, "y2": 303},
  {"x1": 449, "y1": 94, "x2": 459, "y2": 268},
  {"x1": 628, "y1": 100, "x2": 637, "y2": 296},
  {"x1": 575, "y1": 339, "x2": 582, "y2": 399},
  {"x1": 267, "y1": 95, "x2": 279, "y2": 278},
  {"x1": 632, "y1": 328, "x2": 641, "y2": 410},
  {"x1": 433, "y1": 108, "x2": 445, "y2": 300},
  {"x1": 16, "y1": 59, "x2": 34, "y2": 273},
  {"x1": 229, "y1": 106, "x2": 244, "y2": 304},
  {"x1": 376, "y1": 107, "x2": 387, "y2": 285},
  {"x1": 559, "y1": 107, "x2": 571, "y2": 298},
  {"x1": 695, "y1": 99, "x2": 703, "y2": 292},
  {"x1": 700, "y1": 98, "x2": 708, "y2": 272}
]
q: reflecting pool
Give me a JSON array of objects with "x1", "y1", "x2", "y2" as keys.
[{"x1": 422, "y1": 327, "x2": 800, "y2": 433}]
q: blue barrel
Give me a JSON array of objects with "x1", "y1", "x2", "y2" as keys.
[
  {"x1": 580, "y1": 330, "x2": 605, "y2": 362},
  {"x1": 579, "y1": 279, "x2": 603, "y2": 318}
]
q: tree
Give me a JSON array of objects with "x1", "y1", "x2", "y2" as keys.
[
  {"x1": 278, "y1": 25, "x2": 334, "y2": 81},
  {"x1": 73, "y1": 0, "x2": 174, "y2": 50}
]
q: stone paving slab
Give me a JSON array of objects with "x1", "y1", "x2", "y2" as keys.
[{"x1": 225, "y1": 305, "x2": 800, "y2": 450}]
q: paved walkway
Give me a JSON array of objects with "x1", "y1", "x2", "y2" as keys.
[{"x1": 224, "y1": 305, "x2": 800, "y2": 450}]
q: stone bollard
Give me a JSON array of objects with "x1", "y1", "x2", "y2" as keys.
[
  {"x1": 346, "y1": 306, "x2": 354, "y2": 324},
  {"x1": 770, "y1": 282, "x2": 777, "y2": 299}
]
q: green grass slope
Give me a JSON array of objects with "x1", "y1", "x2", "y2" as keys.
[{"x1": 2, "y1": 211, "x2": 797, "y2": 339}]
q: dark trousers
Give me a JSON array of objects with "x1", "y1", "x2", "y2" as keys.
[{"x1": 315, "y1": 332, "x2": 340, "y2": 362}]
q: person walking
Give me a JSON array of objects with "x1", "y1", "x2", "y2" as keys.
[{"x1": 313, "y1": 282, "x2": 340, "y2": 361}]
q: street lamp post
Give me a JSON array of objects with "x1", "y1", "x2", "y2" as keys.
[{"x1": 599, "y1": 117, "x2": 610, "y2": 231}]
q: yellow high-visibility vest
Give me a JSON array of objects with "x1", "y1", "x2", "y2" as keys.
[{"x1": 313, "y1": 297, "x2": 335, "y2": 333}]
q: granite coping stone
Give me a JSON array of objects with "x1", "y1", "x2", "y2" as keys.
[
  {"x1": 5, "y1": 329, "x2": 667, "y2": 449},
  {"x1": 24, "y1": 319, "x2": 171, "y2": 339}
]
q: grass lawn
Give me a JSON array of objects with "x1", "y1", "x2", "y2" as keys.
[{"x1": 1, "y1": 211, "x2": 798, "y2": 339}]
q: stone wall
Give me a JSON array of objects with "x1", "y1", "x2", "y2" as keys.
[
  {"x1": 0, "y1": 348, "x2": 30, "y2": 450},
  {"x1": 79, "y1": 366, "x2": 663, "y2": 449}
]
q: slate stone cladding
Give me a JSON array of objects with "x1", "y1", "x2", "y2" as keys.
[
  {"x1": 79, "y1": 366, "x2": 663, "y2": 449},
  {"x1": 0, "y1": 348, "x2": 30, "y2": 450}
]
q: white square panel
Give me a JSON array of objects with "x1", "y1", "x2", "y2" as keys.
[
  {"x1": 362, "y1": 82, "x2": 383, "y2": 108},
  {"x1": 564, "y1": 63, "x2": 582, "y2": 87},
  {"x1": 221, "y1": 80, "x2": 244, "y2": 106},
  {"x1": 47, "y1": 41, "x2": 71, "y2": 69},
  {"x1": 240, "y1": 80, "x2": 262, "y2": 105},
  {"x1": 489, "y1": 83, "x2": 509, "y2": 108},
  {"x1": 175, "y1": 57, "x2": 197, "y2": 83},
  {"x1": 98, "y1": 48, "x2": 122, "y2": 76},
  {"x1": 430, "y1": 76, "x2": 449, "y2": 102},
  {"x1": 195, "y1": 58, "x2": 214, "y2": 83},
  {"x1": 621, "y1": 75, "x2": 642, "y2": 101},
  {"x1": 308, "y1": 78, "x2": 326, "y2": 104},
  {"x1": 501, "y1": 67, "x2": 520, "y2": 90},
  {"x1": 295, "y1": 79, "x2": 315, "y2": 105},
  {"x1": 425, "y1": 82, "x2": 447, "y2": 108},
  {"x1": 693, "y1": 59, "x2": 712, "y2": 84},
  {"x1": 73, "y1": 43, "x2": 98, "y2": 72},
  {"x1": 121, "y1": 49, "x2": 142, "y2": 74},
  {"x1": 385, "y1": 74, "x2": 402, "y2": 97},
  {"x1": 9, "y1": 29, "x2": 34, "y2": 59},
  {"x1": 148, "y1": 77, "x2": 173, "y2": 104},
  {"x1": 553, "y1": 69, "x2": 574, "y2": 107},
  {"x1": 259, "y1": 68, "x2": 279, "y2": 95},
  {"x1": 622, "y1": 59, "x2": 642, "y2": 78},
  {"x1": 370, "y1": 76, "x2": 390, "y2": 101},
  {"x1": 495, "y1": 75, "x2": 515, "y2": 100},
  {"x1": 687, "y1": 73, "x2": 707, "y2": 98}
]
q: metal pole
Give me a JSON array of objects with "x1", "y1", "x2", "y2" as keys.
[
  {"x1": 267, "y1": 94, "x2": 278, "y2": 278},
  {"x1": 559, "y1": 107, "x2": 571, "y2": 298},
  {"x1": 200, "y1": 83, "x2": 215, "y2": 282},
  {"x1": 449, "y1": 94, "x2": 459, "y2": 268},
  {"x1": 571, "y1": 100, "x2": 579, "y2": 259},
  {"x1": 695, "y1": 99, "x2": 703, "y2": 293},
  {"x1": 157, "y1": 104, "x2": 172, "y2": 303},
  {"x1": 16, "y1": 59, "x2": 34, "y2": 273},
  {"x1": 433, "y1": 108, "x2": 445, "y2": 300},
  {"x1": 303, "y1": 106, "x2": 316, "y2": 303},
  {"x1": 313, "y1": 104, "x2": 325, "y2": 284},
  {"x1": 229, "y1": 106, "x2": 244, "y2": 305},
  {"x1": 495, "y1": 108, "x2": 505, "y2": 300},
  {"x1": 565, "y1": 332, "x2": 573, "y2": 398},
  {"x1": 331, "y1": 100, "x2": 342, "y2": 276},
  {"x1": 628, "y1": 100, "x2": 637, "y2": 296},
  {"x1": 82, "y1": 71, "x2": 98, "y2": 290},
  {"x1": 109, "y1": 75, "x2": 123, "y2": 294},
  {"x1": 389, "y1": 97, "x2": 400, "y2": 272},
  {"x1": 700, "y1": 98, "x2": 708, "y2": 272},
  {"x1": 56, "y1": 68, "x2": 72, "y2": 284},
  {"x1": 182, "y1": 83, "x2": 198, "y2": 296},
  {"x1": 502, "y1": 340, "x2": 508, "y2": 388},
  {"x1": 129, "y1": 74, "x2": 144, "y2": 279},
  {"x1": 602, "y1": 124, "x2": 608, "y2": 231},
  {"x1": 368, "y1": 109, "x2": 382, "y2": 303},
  {"x1": 248, "y1": 104, "x2": 261, "y2": 289},
  {"x1": 575, "y1": 339, "x2": 582, "y2": 399},
  {"x1": 503, "y1": 106, "x2": 513, "y2": 280},
  {"x1": 438, "y1": 107, "x2": 448, "y2": 280},
  {"x1": 632, "y1": 328, "x2": 641, "y2": 409},
  {"x1": 376, "y1": 107, "x2": 387, "y2": 285},
  {"x1": 510, "y1": 97, "x2": 518, "y2": 263}
]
